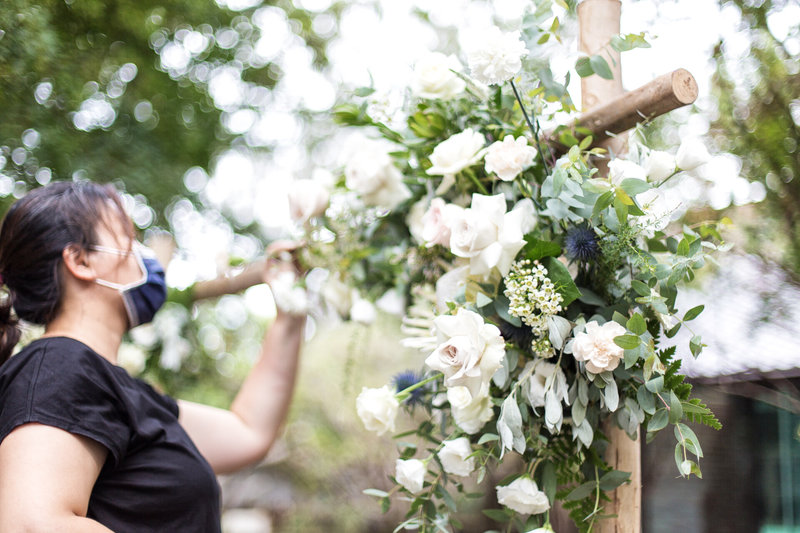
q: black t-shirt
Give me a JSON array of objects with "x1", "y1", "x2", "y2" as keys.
[{"x1": 0, "y1": 336, "x2": 221, "y2": 532}]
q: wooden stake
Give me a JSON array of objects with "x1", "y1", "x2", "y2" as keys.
[
  {"x1": 577, "y1": 1, "x2": 642, "y2": 532},
  {"x1": 191, "y1": 260, "x2": 266, "y2": 301}
]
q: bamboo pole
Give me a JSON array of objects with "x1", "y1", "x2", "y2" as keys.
[{"x1": 577, "y1": 1, "x2": 642, "y2": 532}]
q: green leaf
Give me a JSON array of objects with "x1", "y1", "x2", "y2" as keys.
[
  {"x1": 614, "y1": 335, "x2": 641, "y2": 350},
  {"x1": 683, "y1": 305, "x2": 704, "y2": 321},
  {"x1": 626, "y1": 313, "x2": 647, "y2": 336},
  {"x1": 677, "y1": 238, "x2": 690, "y2": 257},
  {"x1": 565, "y1": 481, "x2": 596, "y2": 501},
  {"x1": 537, "y1": 32, "x2": 551, "y2": 44},
  {"x1": 648, "y1": 408, "x2": 669, "y2": 432},
  {"x1": 576, "y1": 57, "x2": 594, "y2": 77},
  {"x1": 631, "y1": 280, "x2": 650, "y2": 297},
  {"x1": 477, "y1": 433, "x2": 500, "y2": 445},
  {"x1": 494, "y1": 293, "x2": 522, "y2": 327},
  {"x1": 599, "y1": 470, "x2": 631, "y2": 491},
  {"x1": 482, "y1": 509, "x2": 512, "y2": 521},
  {"x1": 614, "y1": 195, "x2": 628, "y2": 225},
  {"x1": 668, "y1": 391, "x2": 683, "y2": 424},
  {"x1": 577, "y1": 287, "x2": 606, "y2": 306},
  {"x1": 542, "y1": 256, "x2": 582, "y2": 306},
  {"x1": 621, "y1": 178, "x2": 651, "y2": 196},
  {"x1": 645, "y1": 376, "x2": 664, "y2": 393},
  {"x1": 524, "y1": 238, "x2": 562, "y2": 262},
  {"x1": 690, "y1": 335, "x2": 704, "y2": 357},
  {"x1": 624, "y1": 346, "x2": 641, "y2": 369},
  {"x1": 593, "y1": 190, "x2": 615, "y2": 216},
  {"x1": 354, "y1": 86, "x2": 376, "y2": 97},
  {"x1": 637, "y1": 386, "x2": 656, "y2": 415},
  {"x1": 590, "y1": 54, "x2": 614, "y2": 79},
  {"x1": 542, "y1": 461, "x2": 557, "y2": 503},
  {"x1": 476, "y1": 291, "x2": 493, "y2": 308}
]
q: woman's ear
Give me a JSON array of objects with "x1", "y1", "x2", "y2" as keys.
[{"x1": 61, "y1": 245, "x2": 97, "y2": 282}]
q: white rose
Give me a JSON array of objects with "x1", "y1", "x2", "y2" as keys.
[
  {"x1": 395, "y1": 459, "x2": 426, "y2": 494},
  {"x1": 422, "y1": 198, "x2": 464, "y2": 248},
  {"x1": 676, "y1": 137, "x2": 710, "y2": 171},
  {"x1": 350, "y1": 297, "x2": 377, "y2": 325},
  {"x1": 485, "y1": 136, "x2": 537, "y2": 181},
  {"x1": 497, "y1": 477, "x2": 550, "y2": 515},
  {"x1": 426, "y1": 129, "x2": 486, "y2": 192},
  {"x1": 269, "y1": 271, "x2": 308, "y2": 316},
  {"x1": 645, "y1": 150, "x2": 676, "y2": 183},
  {"x1": 323, "y1": 277, "x2": 354, "y2": 316},
  {"x1": 345, "y1": 142, "x2": 411, "y2": 209},
  {"x1": 449, "y1": 194, "x2": 533, "y2": 278},
  {"x1": 117, "y1": 342, "x2": 147, "y2": 375},
  {"x1": 608, "y1": 158, "x2": 647, "y2": 187},
  {"x1": 572, "y1": 320, "x2": 627, "y2": 374},
  {"x1": 437, "y1": 437, "x2": 476, "y2": 477},
  {"x1": 435, "y1": 265, "x2": 470, "y2": 313},
  {"x1": 411, "y1": 52, "x2": 466, "y2": 100},
  {"x1": 448, "y1": 386, "x2": 494, "y2": 434},
  {"x1": 466, "y1": 26, "x2": 528, "y2": 86},
  {"x1": 356, "y1": 386, "x2": 399, "y2": 436},
  {"x1": 407, "y1": 198, "x2": 429, "y2": 244},
  {"x1": 287, "y1": 179, "x2": 329, "y2": 223},
  {"x1": 425, "y1": 308, "x2": 505, "y2": 399}
]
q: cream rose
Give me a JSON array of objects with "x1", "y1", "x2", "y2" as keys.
[
  {"x1": 676, "y1": 137, "x2": 710, "y2": 171},
  {"x1": 345, "y1": 142, "x2": 411, "y2": 209},
  {"x1": 426, "y1": 129, "x2": 485, "y2": 192},
  {"x1": 421, "y1": 198, "x2": 464, "y2": 248},
  {"x1": 466, "y1": 26, "x2": 527, "y2": 86},
  {"x1": 449, "y1": 194, "x2": 534, "y2": 278},
  {"x1": 425, "y1": 308, "x2": 505, "y2": 399},
  {"x1": 411, "y1": 52, "x2": 466, "y2": 100},
  {"x1": 496, "y1": 477, "x2": 550, "y2": 515},
  {"x1": 484, "y1": 135, "x2": 537, "y2": 181},
  {"x1": 608, "y1": 158, "x2": 647, "y2": 187},
  {"x1": 645, "y1": 150, "x2": 676, "y2": 183},
  {"x1": 356, "y1": 385, "x2": 399, "y2": 436},
  {"x1": 287, "y1": 179, "x2": 329, "y2": 223},
  {"x1": 322, "y1": 276, "x2": 354, "y2": 316},
  {"x1": 395, "y1": 459, "x2": 426, "y2": 494},
  {"x1": 572, "y1": 320, "x2": 627, "y2": 374},
  {"x1": 437, "y1": 437, "x2": 476, "y2": 477},
  {"x1": 448, "y1": 386, "x2": 494, "y2": 434}
]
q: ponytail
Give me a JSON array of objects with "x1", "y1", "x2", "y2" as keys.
[{"x1": 0, "y1": 292, "x2": 20, "y2": 364}]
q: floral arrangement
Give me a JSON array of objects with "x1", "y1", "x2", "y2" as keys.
[{"x1": 289, "y1": 7, "x2": 725, "y2": 532}]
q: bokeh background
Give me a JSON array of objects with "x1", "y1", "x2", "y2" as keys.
[{"x1": 1, "y1": 0, "x2": 799, "y2": 531}]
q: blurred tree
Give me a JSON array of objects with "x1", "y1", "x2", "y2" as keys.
[
  {"x1": 0, "y1": 0, "x2": 335, "y2": 221},
  {"x1": 709, "y1": 0, "x2": 800, "y2": 279}
]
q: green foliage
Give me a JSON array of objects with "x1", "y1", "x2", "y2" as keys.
[{"x1": 709, "y1": 0, "x2": 800, "y2": 278}]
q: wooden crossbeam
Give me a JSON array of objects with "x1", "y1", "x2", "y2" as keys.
[{"x1": 546, "y1": 69, "x2": 698, "y2": 155}]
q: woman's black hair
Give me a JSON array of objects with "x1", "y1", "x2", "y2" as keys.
[{"x1": 0, "y1": 181, "x2": 131, "y2": 364}]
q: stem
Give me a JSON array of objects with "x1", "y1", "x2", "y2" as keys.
[
  {"x1": 395, "y1": 373, "x2": 443, "y2": 401},
  {"x1": 509, "y1": 79, "x2": 549, "y2": 172},
  {"x1": 587, "y1": 465, "x2": 601, "y2": 532},
  {"x1": 464, "y1": 167, "x2": 489, "y2": 195}
]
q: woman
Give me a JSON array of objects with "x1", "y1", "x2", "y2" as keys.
[{"x1": 0, "y1": 181, "x2": 305, "y2": 531}]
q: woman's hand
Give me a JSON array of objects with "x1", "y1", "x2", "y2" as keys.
[{"x1": 263, "y1": 240, "x2": 308, "y2": 317}]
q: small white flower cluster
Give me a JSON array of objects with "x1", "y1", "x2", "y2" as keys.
[{"x1": 504, "y1": 259, "x2": 563, "y2": 338}]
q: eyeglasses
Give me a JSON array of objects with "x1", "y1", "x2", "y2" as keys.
[{"x1": 88, "y1": 244, "x2": 136, "y2": 257}]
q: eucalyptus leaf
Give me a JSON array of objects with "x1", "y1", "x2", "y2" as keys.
[{"x1": 648, "y1": 408, "x2": 669, "y2": 432}]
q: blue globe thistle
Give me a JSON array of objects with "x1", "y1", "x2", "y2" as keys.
[
  {"x1": 393, "y1": 370, "x2": 427, "y2": 406},
  {"x1": 565, "y1": 226, "x2": 601, "y2": 263}
]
